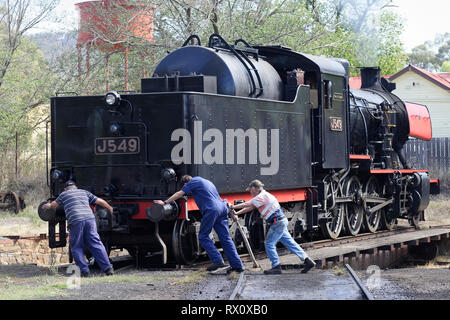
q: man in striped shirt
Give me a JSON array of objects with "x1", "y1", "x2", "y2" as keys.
[
  {"x1": 43, "y1": 180, "x2": 114, "y2": 277},
  {"x1": 231, "y1": 180, "x2": 316, "y2": 274}
]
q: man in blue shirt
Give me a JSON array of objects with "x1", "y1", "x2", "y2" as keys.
[
  {"x1": 154, "y1": 175, "x2": 244, "y2": 273},
  {"x1": 43, "y1": 180, "x2": 114, "y2": 277}
]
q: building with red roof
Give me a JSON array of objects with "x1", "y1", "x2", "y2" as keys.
[{"x1": 388, "y1": 65, "x2": 450, "y2": 137}]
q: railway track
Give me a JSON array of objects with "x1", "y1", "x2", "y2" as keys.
[
  {"x1": 2, "y1": 223, "x2": 449, "y2": 272},
  {"x1": 345, "y1": 264, "x2": 374, "y2": 300},
  {"x1": 191, "y1": 224, "x2": 450, "y2": 269}
]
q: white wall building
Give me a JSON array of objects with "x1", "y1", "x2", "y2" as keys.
[{"x1": 389, "y1": 65, "x2": 450, "y2": 138}]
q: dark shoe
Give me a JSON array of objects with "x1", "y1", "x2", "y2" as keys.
[
  {"x1": 207, "y1": 261, "x2": 227, "y2": 271},
  {"x1": 81, "y1": 271, "x2": 91, "y2": 278},
  {"x1": 264, "y1": 265, "x2": 282, "y2": 275},
  {"x1": 226, "y1": 267, "x2": 245, "y2": 275},
  {"x1": 104, "y1": 267, "x2": 114, "y2": 276},
  {"x1": 301, "y1": 258, "x2": 316, "y2": 274}
]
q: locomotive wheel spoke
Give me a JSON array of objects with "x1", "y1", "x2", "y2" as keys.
[
  {"x1": 379, "y1": 184, "x2": 396, "y2": 230},
  {"x1": 320, "y1": 181, "x2": 344, "y2": 239},
  {"x1": 363, "y1": 176, "x2": 382, "y2": 233},
  {"x1": 343, "y1": 176, "x2": 364, "y2": 236},
  {"x1": 172, "y1": 219, "x2": 199, "y2": 265},
  {"x1": 408, "y1": 214, "x2": 420, "y2": 228},
  {"x1": 380, "y1": 211, "x2": 396, "y2": 230}
]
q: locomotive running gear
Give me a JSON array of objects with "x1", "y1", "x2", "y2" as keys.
[
  {"x1": 265, "y1": 214, "x2": 309, "y2": 269},
  {"x1": 54, "y1": 188, "x2": 97, "y2": 226},
  {"x1": 68, "y1": 218, "x2": 112, "y2": 274},
  {"x1": 206, "y1": 261, "x2": 228, "y2": 271},
  {"x1": 301, "y1": 257, "x2": 316, "y2": 274},
  {"x1": 250, "y1": 190, "x2": 281, "y2": 221},
  {"x1": 263, "y1": 265, "x2": 282, "y2": 275}
]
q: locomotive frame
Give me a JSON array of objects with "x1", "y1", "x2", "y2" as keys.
[{"x1": 39, "y1": 34, "x2": 440, "y2": 265}]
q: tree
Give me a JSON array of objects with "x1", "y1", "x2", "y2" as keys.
[
  {"x1": 408, "y1": 33, "x2": 450, "y2": 72},
  {"x1": 435, "y1": 33, "x2": 450, "y2": 66},
  {"x1": 441, "y1": 61, "x2": 450, "y2": 72},
  {"x1": 0, "y1": 0, "x2": 60, "y2": 185},
  {"x1": 375, "y1": 10, "x2": 408, "y2": 75}
]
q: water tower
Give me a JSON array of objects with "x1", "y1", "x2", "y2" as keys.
[{"x1": 75, "y1": 0, "x2": 155, "y2": 91}]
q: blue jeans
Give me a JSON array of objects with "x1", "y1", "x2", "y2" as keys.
[
  {"x1": 265, "y1": 216, "x2": 308, "y2": 268},
  {"x1": 68, "y1": 218, "x2": 112, "y2": 273},
  {"x1": 198, "y1": 204, "x2": 243, "y2": 269}
]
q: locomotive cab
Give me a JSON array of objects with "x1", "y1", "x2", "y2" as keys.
[{"x1": 254, "y1": 46, "x2": 350, "y2": 172}]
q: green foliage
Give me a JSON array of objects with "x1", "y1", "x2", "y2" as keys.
[
  {"x1": 375, "y1": 11, "x2": 408, "y2": 75},
  {"x1": 408, "y1": 33, "x2": 450, "y2": 72},
  {"x1": 0, "y1": 0, "x2": 409, "y2": 191},
  {"x1": 441, "y1": 61, "x2": 450, "y2": 72},
  {"x1": 0, "y1": 35, "x2": 54, "y2": 185},
  {"x1": 409, "y1": 44, "x2": 440, "y2": 71}
]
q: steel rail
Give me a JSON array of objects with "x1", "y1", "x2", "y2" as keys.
[
  {"x1": 190, "y1": 223, "x2": 450, "y2": 268},
  {"x1": 229, "y1": 271, "x2": 246, "y2": 300},
  {"x1": 345, "y1": 264, "x2": 374, "y2": 300}
]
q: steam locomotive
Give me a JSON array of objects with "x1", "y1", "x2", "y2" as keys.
[{"x1": 38, "y1": 34, "x2": 440, "y2": 265}]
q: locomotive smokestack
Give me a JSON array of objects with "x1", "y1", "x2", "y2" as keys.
[{"x1": 360, "y1": 67, "x2": 382, "y2": 90}]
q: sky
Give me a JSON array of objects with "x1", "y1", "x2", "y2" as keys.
[
  {"x1": 391, "y1": 0, "x2": 450, "y2": 51},
  {"x1": 38, "y1": 0, "x2": 450, "y2": 52}
]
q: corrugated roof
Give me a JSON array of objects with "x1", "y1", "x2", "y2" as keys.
[{"x1": 438, "y1": 72, "x2": 450, "y2": 82}]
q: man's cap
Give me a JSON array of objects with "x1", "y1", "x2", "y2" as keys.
[
  {"x1": 246, "y1": 179, "x2": 264, "y2": 191},
  {"x1": 64, "y1": 180, "x2": 76, "y2": 188}
]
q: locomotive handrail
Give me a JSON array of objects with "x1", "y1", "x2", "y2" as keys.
[
  {"x1": 182, "y1": 35, "x2": 201, "y2": 47},
  {"x1": 46, "y1": 120, "x2": 50, "y2": 188},
  {"x1": 207, "y1": 34, "x2": 263, "y2": 98},
  {"x1": 234, "y1": 38, "x2": 259, "y2": 61}
]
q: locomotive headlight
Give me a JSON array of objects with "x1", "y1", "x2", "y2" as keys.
[
  {"x1": 105, "y1": 91, "x2": 121, "y2": 106},
  {"x1": 109, "y1": 124, "x2": 120, "y2": 134},
  {"x1": 51, "y1": 170, "x2": 62, "y2": 181},
  {"x1": 162, "y1": 168, "x2": 176, "y2": 182}
]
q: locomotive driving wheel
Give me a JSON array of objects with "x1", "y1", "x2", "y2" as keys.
[
  {"x1": 379, "y1": 185, "x2": 396, "y2": 230},
  {"x1": 320, "y1": 180, "x2": 344, "y2": 240},
  {"x1": 408, "y1": 213, "x2": 420, "y2": 228},
  {"x1": 245, "y1": 209, "x2": 266, "y2": 251},
  {"x1": 362, "y1": 176, "x2": 382, "y2": 233},
  {"x1": 343, "y1": 176, "x2": 364, "y2": 236},
  {"x1": 172, "y1": 218, "x2": 200, "y2": 265}
]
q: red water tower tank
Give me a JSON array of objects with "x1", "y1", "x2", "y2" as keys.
[{"x1": 75, "y1": 0, "x2": 155, "y2": 90}]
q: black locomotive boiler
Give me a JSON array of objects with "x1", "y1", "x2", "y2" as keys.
[{"x1": 39, "y1": 34, "x2": 440, "y2": 265}]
